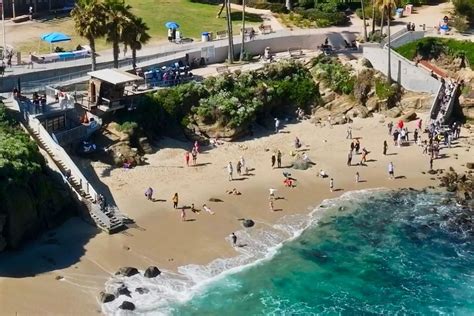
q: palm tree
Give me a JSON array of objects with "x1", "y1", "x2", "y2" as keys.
[
  {"x1": 361, "y1": 0, "x2": 368, "y2": 42},
  {"x1": 122, "y1": 16, "x2": 151, "y2": 69},
  {"x1": 381, "y1": 0, "x2": 398, "y2": 83},
  {"x1": 71, "y1": 0, "x2": 107, "y2": 71},
  {"x1": 240, "y1": 0, "x2": 246, "y2": 62},
  {"x1": 371, "y1": 0, "x2": 376, "y2": 35},
  {"x1": 225, "y1": 0, "x2": 234, "y2": 63},
  {"x1": 103, "y1": 0, "x2": 132, "y2": 68}
]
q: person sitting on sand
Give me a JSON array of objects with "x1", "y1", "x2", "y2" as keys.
[
  {"x1": 319, "y1": 169, "x2": 328, "y2": 178},
  {"x1": 283, "y1": 178, "x2": 294, "y2": 187},
  {"x1": 202, "y1": 204, "x2": 215, "y2": 215},
  {"x1": 294, "y1": 137, "x2": 302, "y2": 149},
  {"x1": 226, "y1": 188, "x2": 241, "y2": 195}
]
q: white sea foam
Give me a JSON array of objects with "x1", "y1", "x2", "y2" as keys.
[{"x1": 102, "y1": 188, "x2": 387, "y2": 315}]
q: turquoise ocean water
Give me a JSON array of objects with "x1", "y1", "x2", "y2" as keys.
[
  {"x1": 169, "y1": 190, "x2": 474, "y2": 315},
  {"x1": 103, "y1": 190, "x2": 474, "y2": 315}
]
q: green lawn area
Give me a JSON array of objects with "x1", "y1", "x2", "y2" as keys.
[
  {"x1": 395, "y1": 37, "x2": 474, "y2": 70},
  {"x1": 18, "y1": 0, "x2": 262, "y2": 54}
]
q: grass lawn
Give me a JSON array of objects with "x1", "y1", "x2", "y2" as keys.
[
  {"x1": 17, "y1": 0, "x2": 262, "y2": 55},
  {"x1": 395, "y1": 37, "x2": 474, "y2": 70}
]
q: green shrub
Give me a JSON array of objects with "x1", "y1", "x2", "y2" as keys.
[
  {"x1": 301, "y1": 9, "x2": 349, "y2": 26},
  {"x1": 117, "y1": 121, "x2": 138, "y2": 134},
  {"x1": 253, "y1": 2, "x2": 288, "y2": 13},
  {"x1": 310, "y1": 55, "x2": 355, "y2": 95},
  {"x1": 395, "y1": 37, "x2": 474, "y2": 70}
]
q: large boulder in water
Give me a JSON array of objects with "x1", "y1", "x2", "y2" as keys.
[
  {"x1": 116, "y1": 267, "x2": 139, "y2": 277},
  {"x1": 242, "y1": 219, "x2": 255, "y2": 228},
  {"x1": 144, "y1": 266, "x2": 161, "y2": 278},
  {"x1": 119, "y1": 301, "x2": 135, "y2": 311},
  {"x1": 99, "y1": 292, "x2": 115, "y2": 303}
]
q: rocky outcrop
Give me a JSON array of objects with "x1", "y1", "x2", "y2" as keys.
[
  {"x1": 187, "y1": 120, "x2": 249, "y2": 142},
  {"x1": 459, "y1": 94, "x2": 474, "y2": 121},
  {"x1": 116, "y1": 267, "x2": 139, "y2": 277},
  {"x1": 119, "y1": 301, "x2": 135, "y2": 311},
  {"x1": 400, "y1": 110, "x2": 417, "y2": 122},
  {"x1": 144, "y1": 266, "x2": 161, "y2": 278},
  {"x1": 439, "y1": 168, "x2": 473, "y2": 202},
  {"x1": 99, "y1": 292, "x2": 115, "y2": 303},
  {"x1": 242, "y1": 219, "x2": 255, "y2": 228}
]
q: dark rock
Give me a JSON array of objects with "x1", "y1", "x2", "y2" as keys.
[
  {"x1": 135, "y1": 287, "x2": 149, "y2": 295},
  {"x1": 292, "y1": 158, "x2": 310, "y2": 170},
  {"x1": 209, "y1": 198, "x2": 223, "y2": 202},
  {"x1": 467, "y1": 162, "x2": 474, "y2": 170},
  {"x1": 116, "y1": 267, "x2": 139, "y2": 277},
  {"x1": 138, "y1": 137, "x2": 154, "y2": 154},
  {"x1": 119, "y1": 301, "x2": 135, "y2": 311},
  {"x1": 242, "y1": 219, "x2": 255, "y2": 228},
  {"x1": 428, "y1": 169, "x2": 436, "y2": 174},
  {"x1": 117, "y1": 284, "x2": 132, "y2": 297},
  {"x1": 144, "y1": 266, "x2": 161, "y2": 278},
  {"x1": 99, "y1": 292, "x2": 115, "y2": 303}
]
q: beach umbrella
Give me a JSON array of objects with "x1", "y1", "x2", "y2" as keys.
[
  {"x1": 398, "y1": 120, "x2": 404, "y2": 128},
  {"x1": 165, "y1": 21, "x2": 180, "y2": 29}
]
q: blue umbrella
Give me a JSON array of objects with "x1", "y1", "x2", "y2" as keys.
[{"x1": 165, "y1": 21, "x2": 180, "y2": 29}]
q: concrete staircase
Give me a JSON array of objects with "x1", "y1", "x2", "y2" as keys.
[{"x1": 31, "y1": 128, "x2": 125, "y2": 233}]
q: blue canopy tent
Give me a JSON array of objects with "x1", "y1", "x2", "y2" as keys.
[
  {"x1": 40, "y1": 32, "x2": 71, "y2": 43},
  {"x1": 39, "y1": 32, "x2": 72, "y2": 53}
]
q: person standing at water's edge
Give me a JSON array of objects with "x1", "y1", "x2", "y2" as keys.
[
  {"x1": 330, "y1": 178, "x2": 334, "y2": 192},
  {"x1": 231, "y1": 232, "x2": 237, "y2": 246},
  {"x1": 172, "y1": 193, "x2": 179, "y2": 208},
  {"x1": 356, "y1": 172, "x2": 360, "y2": 183},
  {"x1": 388, "y1": 162, "x2": 395, "y2": 179}
]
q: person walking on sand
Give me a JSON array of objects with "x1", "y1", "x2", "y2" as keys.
[
  {"x1": 347, "y1": 150, "x2": 353, "y2": 166},
  {"x1": 274, "y1": 118, "x2": 280, "y2": 133},
  {"x1": 271, "y1": 153, "x2": 276, "y2": 168},
  {"x1": 355, "y1": 139, "x2": 360, "y2": 154},
  {"x1": 227, "y1": 162, "x2": 233, "y2": 181},
  {"x1": 191, "y1": 203, "x2": 199, "y2": 214},
  {"x1": 388, "y1": 121, "x2": 393, "y2": 135},
  {"x1": 346, "y1": 125, "x2": 352, "y2": 139},
  {"x1": 145, "y1": 187, "x2": 154, "y2": 201},
  {"x1": 240, "y1": 156, "x2": 246, "y2": 171},
  {"x1": 355, "y1": 172, "x2": 360, "y2": 183},
  {"x1": 172, "y1": 193, "x2": 179, "y2": 209},
  {"x1": 429, "y1": 156, "x2": 434, "y2": 170},
  {"x1": 388, "y1": 162, "x2": 395, "y2": 179},
  {"x1": 194, "y1": 141, "x2": 200, "y2": 153},
  {"x1": 181, "y1": 208, "x2": 186, "y2": 222},
  {"x1": 269, "y1": 197, "x2": 274, "y2": 211},
  {"x1": 231, "y1": 232, "x2": 237, "y2": 246},
  {"x1": 277, "y1": 150, "x2": 282, "y2": 168},
  {"x1": 330, "y1": 178, "x2": 334, "y2": 192},
  {"x1": 236, "y1": 160, "x2": 242, "y2": 176},
  {"x1": 185, "y1": 151, "x2": 190, "y2": 167},
  {"x1": 191, "y1": 147, "x2": 197, "y2": 165},
  {"x1": 383, "y1": 140, "x2": 388, "y2": 155}
]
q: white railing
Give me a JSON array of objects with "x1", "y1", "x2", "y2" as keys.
[{"x1": 26, "y1": 113, "x2": 99, "y2": 202}]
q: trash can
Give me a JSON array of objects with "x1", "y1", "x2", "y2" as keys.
[
  {"x1": 405, "y1": 4, "x2": 413, "y2": 14},
  {"x1": 396, "y1": 8, "x2": 404, "y2": 18},
  {"x1": 201, "y1": 32, "x2": 209, "y2": 42}
]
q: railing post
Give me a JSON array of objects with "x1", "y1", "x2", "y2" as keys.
[{"x1": 86, "y1": 182, "x2": 90, "y2": 195}]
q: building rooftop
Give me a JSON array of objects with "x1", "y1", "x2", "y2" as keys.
[{"x1": 87, "y1": 69, "x2": 142, "y2": 85}]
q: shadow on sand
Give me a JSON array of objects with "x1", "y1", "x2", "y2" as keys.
[{"x1": 0, "y1": 217, "x2": 98, "y2": 278}]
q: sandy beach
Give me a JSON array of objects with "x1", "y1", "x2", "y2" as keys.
[{"x1": 0, "y1": 111, "x2": 472, "y2": 315}]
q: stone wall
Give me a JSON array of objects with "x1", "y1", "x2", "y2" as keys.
[{"x1": 363, "y1": 45, "x2": 442, "y2": 94}]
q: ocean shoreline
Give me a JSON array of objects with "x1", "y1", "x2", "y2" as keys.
[{"x1": 0, "y1": 113, "x2": 472, "y2": 315}]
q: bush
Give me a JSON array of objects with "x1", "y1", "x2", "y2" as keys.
[
  {"x1": 301, "y1": 9, "x2": 349, "y2": 26},
  {"x1": 135, "y1": 60, "x2": 319, "y2": 135},
  {"x1": 253, "y1": 2, "x2": 288, "y2": 13},
  {"x1": 310, "y1": 55, "x2": 355, "y2": 95},
  {"x1": 452, "y1": 15, "x2": 470, "y2": 33},
  {"x1": 117, "y1": 121, "x2": 138, "y2": 134},
  {"x1": 375, "y1": 78, "x2": 399, "y2": 104},
  {"x1": 453, "y1": 0, "x2": 474, "y2": 25}
]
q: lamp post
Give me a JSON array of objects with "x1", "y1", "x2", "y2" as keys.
[
  {"x1": 240, "y1": 0, "x2": 245, "y2": 62},
  {"x1": 0, "y1": 0, "x2": 5, "y2": 59}
]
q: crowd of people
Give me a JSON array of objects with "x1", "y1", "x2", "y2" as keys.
[{"x1": 434, "y1": 80, "x2": 457, "y2": 125}]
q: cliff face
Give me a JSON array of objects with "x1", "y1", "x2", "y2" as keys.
[
  {"x1": 0, "y1": 103, "x2": 77, "y2": 252},
  {"x1": 0, "y1": 170, "x2": 77, "y2": 251}
]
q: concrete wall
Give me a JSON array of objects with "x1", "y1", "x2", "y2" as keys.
[
  {"x1": 390, "y1": 31, "x2": 425, "y2": 48},
  {"x1": 363, "y1": 45, "x2": 441, "y2": 94}
]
